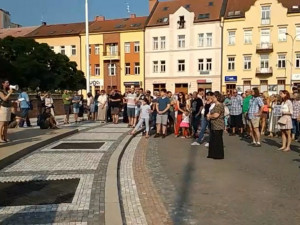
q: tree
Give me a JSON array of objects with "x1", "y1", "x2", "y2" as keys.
[{"x1": 0, "y1": 36, "x2": 86, "y2": 91}]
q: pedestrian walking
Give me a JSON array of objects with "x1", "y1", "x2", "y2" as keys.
[
  {"x1": 229, "y1": 89, "x2": 243, "y2": 136},
  {"x1": 278, "y1": 90, "x2": 293, "y2": 152},
  {"x1": 0, "y1": 79, "x2": 13, "y2": 142},
  {"x1": 97, "y1": 90, "x2": 108, "y2": 123},
  {"x1": 62, "y1": 90, "x2": 71, "y2": 124},
  {"x1": 18, "y1": 88, "x2": 31, "y2": 127},
  {"x1": 207, "y1": 91, "x2": 225, "y2": 159},
  {"x1": 154, "y1": 89, "x2": 170, "y2": 138}
]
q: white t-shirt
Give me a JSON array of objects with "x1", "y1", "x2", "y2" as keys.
[{"x1": 140, "y1": 104, "x2": 151, "y2": 118}]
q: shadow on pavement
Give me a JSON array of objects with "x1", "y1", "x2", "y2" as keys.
[{"x1": 171, "y1": 145, "x2": 198, "y2": 225}]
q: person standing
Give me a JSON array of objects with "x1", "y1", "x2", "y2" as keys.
[
  {"x1": 207, "y1": 92, "x2": 225, "y2": 159},
  {"x1": 247, "y1": 88, "x2": 264, "y2": 147},
  {"x1": 191, "y1": 91, "x2": 203, "y2": 138},
  {"x1": 62, "y1": 90, "x2": 71, "y2": 124},
  {"x1": 72, "y1": 92, "x2": 81, "y2": 123},
  {"x1": 0, "y1": 79, "x2": 13, "y2": 142},
  {"x1": 229, "y1": 89, "x2": 243, "y2": 136},
  {"x1": 18, "y1": 88, "x2": 31, "y2": 127},
  {"x1": 154, "y1": 89, "x2": 170, "y2": 138},
  {"x1": 126, "y1": 87, "x2": 137, "y2": 127},
  {"x1": 278, "y1": 90, "x2": 293, "y2": 152},
  {"x1": 110, "y1": 90, "x2": 122, "y2": 124},
  {"x1": 97, "y1": 90, "x2": 108, "y2": 123}
]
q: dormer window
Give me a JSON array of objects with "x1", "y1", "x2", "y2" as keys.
[{"x1": 178, "y1": 16, "x2": 185, "y2": 29}]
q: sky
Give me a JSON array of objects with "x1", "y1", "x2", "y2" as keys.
[{"x1": 1, "y1": 0, "x2": 150, "y2": 26}]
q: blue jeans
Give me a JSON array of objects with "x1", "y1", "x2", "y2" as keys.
[
  {"x1": 197, "y1": 117, "x2": 209, "y2": 143},
  {"x1": 292, "y1": 119, "x2": 299, "y2": 137}
]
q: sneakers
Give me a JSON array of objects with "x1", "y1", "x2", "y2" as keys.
[{"x1": 191, "y1": 141, "x2": 200, "y2": 146}]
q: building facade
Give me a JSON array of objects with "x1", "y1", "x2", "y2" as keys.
[
  {"x1": 222, "y1": 0, "x2": 300, "y2": 94},
  {"x1": 145, "y1": 0, "x2": 225, "y2": 94}
]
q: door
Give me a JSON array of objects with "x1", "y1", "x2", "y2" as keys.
[
  {"x1": 260, "y1": 55, "x2": 269, "y2": 73},
  {"x1": 260, "y1": 29, "x2": 270, "y2": 48},
  {"x1": 175, "y1": 83, "x2": 188, "y2": 94}
]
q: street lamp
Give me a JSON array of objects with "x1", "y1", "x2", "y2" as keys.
[
  {"x1": 85, "y1": 0, "x2": 90, "y2": 94},
  {"x1": 286, "y1": 32, "x2": 300, "y2": 89}
]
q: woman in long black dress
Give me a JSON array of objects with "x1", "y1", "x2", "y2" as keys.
[{"x1": 207, "y1": 91, "x2": 225, "y2": 159}]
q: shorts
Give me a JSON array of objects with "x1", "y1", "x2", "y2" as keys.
[
  {"x1": 230, "y1": 114, "x2": 243, "y2": 128},
  {"x1": 111, "y1": 107, "x2": 120, "y2": 115},
  {"x1": 127, "y1": 107, "x2": 135, "y2": 117},
  {"x1": 156, "y1": 114, "x2": 168, "y2": 125},
  {"x1": 248, "y1": 117, "x2": 260, "y2": 128},
  {"x1": 64, "y1": 105, "x2": 71, "y2": 115},
  {"x1": 73, "y1": 107, "x2": 79, "y2": 114}
]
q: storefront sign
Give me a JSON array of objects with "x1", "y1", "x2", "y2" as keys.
[
  {"x1": 124, "y1": 82, "x2": 140, "y2": 86},
  {"x1": 225, "y1": 76, "x2": 237, "y2": 82},
  {"x1": 292, "y1": 74, "x2": 300, "y2": 81}
]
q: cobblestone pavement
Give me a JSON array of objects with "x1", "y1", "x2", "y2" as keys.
[
  {"x1": 145, "y1": 134, "x2": 300, "y2": 225},
  {"x1": 0, "y1": 122, "x2": 131, "y2": 225}
]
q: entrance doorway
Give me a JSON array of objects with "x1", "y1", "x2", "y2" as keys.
[
  {"x1": 175, "y1": 83, "x2": 188, "y2": 94},
  {"x1": 226, "y1": 84, "x2": 236, "y2": 94}
]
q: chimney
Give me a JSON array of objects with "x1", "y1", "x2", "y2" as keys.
[
  {"x1": 130, "y1": 14, "x2": 136, "y2": 19},
  {"x1": 149, "y1": 0, "x2": 158, "y2": 13},
  {"x1": 94, "y1": 16, "x2": 105, "y2": 21}
]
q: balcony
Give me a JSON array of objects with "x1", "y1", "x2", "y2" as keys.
[
  {"x1": 103, "y1": 51, "x2": 120, "y2": 60},
  {"x1": 256, "y1": 43, "x2": 273, "y2": 53},
  {"x1": 256, "y1": 67, "x2": 273, "y2": 76}
]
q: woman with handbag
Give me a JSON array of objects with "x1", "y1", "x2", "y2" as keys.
[{"x1": 278, "y1": 90, "x2": 293, "y2": 152}]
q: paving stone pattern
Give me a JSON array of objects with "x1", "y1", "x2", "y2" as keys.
[{"x1": 0, "y1": 122, "x2": 132, "y2": 224}]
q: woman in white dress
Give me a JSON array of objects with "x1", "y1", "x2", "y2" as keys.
[{"x1": 278, "y1": 90, "x2": 293, "y2": 152}]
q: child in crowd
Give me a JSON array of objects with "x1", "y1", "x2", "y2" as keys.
[
  {"x1": 130, "y1": 99, "x2": 152, "y2": 138},
  {"x1": 180, "y1": 109, "x2": 190, "y2": 138}
]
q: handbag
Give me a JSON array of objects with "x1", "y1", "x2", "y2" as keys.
[{"x1": 278, "y1": 115, "x2": 289, "y2": 125}]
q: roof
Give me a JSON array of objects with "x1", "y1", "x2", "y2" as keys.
[
  {"x1": 224, "y1": 0, "x2": 300, "y2": 19},
  {"x1": 147, "y1": 0, "x2": 225, "y2": 27},
  {"x1": 87, "y1": 16, "x2": 148, "y2": 34},
  {"x1": 0, "y1": 26, "x2": 39, "y2": 39},
  {"x1": 25, "y1": 22, "x2": 86, "y2": 38}
]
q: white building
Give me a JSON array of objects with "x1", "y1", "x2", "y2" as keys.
[{"x1": 145, "y1": 0, "x2": 225, "y2": 94}]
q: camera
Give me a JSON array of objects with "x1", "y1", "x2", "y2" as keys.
[{"x1": 9, "y1": 85, "x2": 19, "y2": 91}]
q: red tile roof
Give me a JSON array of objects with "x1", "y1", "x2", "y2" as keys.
[
  {"x1": 0, "y1": 26, "x2": 39, "y2": 39},
  {"x1": 147, "y1": 0, "x2": 225, "y2": 27},
  {"x1": 25, "y1": 22, "x2": 86, "y2": 38},
  {"x1": 224, "y1": 0, "x2": 300, "y2": 19},
  {"x1": 87, "y1": 16, "x2": 148, "y2": 34}
]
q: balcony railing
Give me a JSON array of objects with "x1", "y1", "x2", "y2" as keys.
[
  {"x1": 103, "y1": 51, "x2": 120, "y2": 57},
  {"x1": 256, "y1": 43, "x2": 273, "y2": 53},
  {"x1": 256, "y1": 67, "x2": 273, "y2": 75}
]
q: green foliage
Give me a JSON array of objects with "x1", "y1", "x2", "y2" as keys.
[{"x1": 0, "y1": 36, "x2": 86, "y2": 91}]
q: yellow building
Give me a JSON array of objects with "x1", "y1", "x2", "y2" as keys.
[
  {"x1": 222, "y1": 0, "x2": 300, "y2": 94},
  {"x1": 26, "y1": 22, "x2": 85, "y2": 71},
  {"x1": 80, "y1": 15, "x2": 147, "y2": 94}
]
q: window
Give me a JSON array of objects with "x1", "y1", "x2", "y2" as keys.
[
  {"x1": 228, "y1": 57, "x2": 235, "y2": 70},
  {"x1": 134, "y1": 63, "x2": 140, "y2": 74},
  {"x1": 95, "y1": 64, "x2": 100, "y2": 76},
  {"x1": 108, "y1": 63, "x2": 116, "y2": 76},
  {"x1": 153, "y1": 61, "x2": 159, "y2": 73},
  {"x1": 278, "y1": 28, "x2": 287, "y2": 42},
  {"x1": 296, "y1": 54, "x2": 300, "y2": 68},
  {"x1": 89, "y1": 45, "x2": 91, "y2": 55},
  {"x1": 153, "y1": 83, "x2": 166, "y2": 92},
  {"x1": 261, "y1": 6, "x2": 271, "y2": 25},
  {"x1": 198, "y1": 59, "x2": 204, "y2": 71},
  {"x1": 178, "y1": 35, "x2": 185, "y2": 48},
  {"x1": 60, "y1": 46, "x2": 65, "y2": 55},
  {"x1": 125, "y1": 63, "x2": 130, "y2": 75},
  {"x1": 206, "y1": 58, "x2": 212, "y2": 71},
  {"x1": 178, "y1": 60, "x2": 185, "y2": 72},
  {"x1": 244, "y1": 56, "x2": 251, "y2": 70},
  {"x1": 95, "y1": 44, "x2": 100, "y2": 55},
  {"x1": 244, "y1": 30, "x2": 252, "y2": 44},
  {"x1": 160, "y1": 36, "x2": 166, "y2": 49},
  {"x1": 161, "y1": 60, "x2": 166, "y2": 72},
  {"x1": 125, "y1": 42, "x2": 130, "y2": 53},
  {"x1": 206, "y1": 33, "x2": 212, "y2": 47},
  {"x1": 198, "y1": 33, "x2": 204, "y2": 47},
  {"x1": 153, "y1": 37, "x2": 158, "y2": 50},
  {"x1": 228, "y1": 31, "x2": 236, "y2": 45},
  {"x1": 71, "y1": 45, "x2": 76, "y2": 55},
  {"x1": 297, "y1": 27, "x2": 300, "y2": 40},
  {"x1": 278, "y1": 55, "x2": 286, "y2": 68},
  {"x1": 134, "y1": 42, "x2": 140, "y2": 53}
]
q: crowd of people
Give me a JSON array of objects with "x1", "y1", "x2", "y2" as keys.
[{"x1": 1, "y1": 77, "x2": 300, "y2": 158}]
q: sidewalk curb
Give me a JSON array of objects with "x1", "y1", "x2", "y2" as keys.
[
  {"x1": 0, "y1": 129, "x2": 79, "y2": 170},
  {"x1": 105, "y1": 131, "x2": 140, "y2": 225}
]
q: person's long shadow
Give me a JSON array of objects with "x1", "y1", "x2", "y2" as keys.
[{"x1": 171, "y1": 145, "x2": 198, "y2": 225}]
